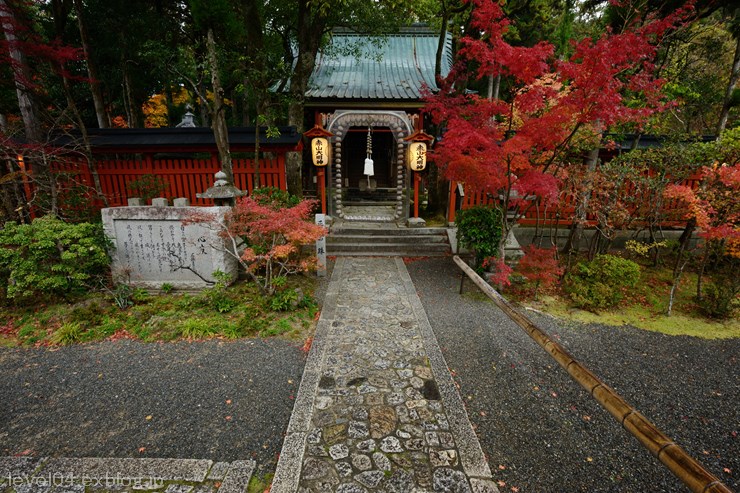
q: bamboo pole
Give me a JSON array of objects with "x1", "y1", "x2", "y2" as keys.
[{"x1": 452, "y1": 255, "x2": 732, "y2": 493}]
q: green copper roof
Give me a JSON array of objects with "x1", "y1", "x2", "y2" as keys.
[{"x1": 306, "y1": 27, "x2": 453, "y2": 101}]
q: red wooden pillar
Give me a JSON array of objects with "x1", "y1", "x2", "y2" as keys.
[
  {"x1": 303, "y1": 124, "x2": 334, "y2": 215},
  {"x1": 448, "y1": 181, "x2": 458, "y2": 224},
  {"x1": 413, "y1": 172, "x2": 421, "y2": 218},
  {"x1": 318, "y1": 167, "x2": 326, "y2": 214},
  {"x1": 17, "y1": 155, "x2": 35, "y2": 219}
]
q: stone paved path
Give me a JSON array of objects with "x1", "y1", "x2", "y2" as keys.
[
  {"x1": 272, "y1": 257, "x2": 497, "y2": 493},
  {"x1": 0, "y1": 456, "x2": 255, "y2": 493}
]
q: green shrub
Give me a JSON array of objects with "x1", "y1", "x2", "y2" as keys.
[
  {"x1": 565, "y1": 254, "x2": 641, "y2": 310},
  {"x1": 51, "y1": 322, "x2": 84, "y2": 345},
  {"x1": 699, "y1": 280, "x2": 739, "y2": 319},
  {"x1": 201, "y1": 271, "x2": 237, "y2": 313},
  {"x1": 269, "y1": 286, "x2": 313, "y2": 312},
  {"x1": 126, "y1": 174, "x2": 168, "y2": 203},
  {"x1": 0, "y1": 216, "x2": 110, "y2": 304},
  {"x1": 70, "y1": 302, "x2": 105, "y2": 328},
  {"x1": 251, "y1": 187, "x2": 299, "y2": 208},
  {"x1": 177, "y1": 318, "x2": 218, "y2": 339},
  {"x1": 261, "y1": 318, "x2": 293, "y2": 337},
  {"x1": 455, "y1": 206, "x2": 503, "y2": 270}
]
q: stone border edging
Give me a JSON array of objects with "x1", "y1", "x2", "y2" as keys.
[
  {"x1": 271, "y1": 258, "x2": 348, "y2": 493},
  {"x1": 393, "y1": 258, "x2": 495, "y2": 484},
  {"x1": 0, "y1": 456, "x2": 255, "y2": 493}
]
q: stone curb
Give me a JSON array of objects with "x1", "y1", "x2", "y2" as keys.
[
  {"x1": 271, "y1": 258, "x2": 348, "y2": 493},
  {"x1": 394, "y1": 258, "x2": 496, "y2": 486},
  {"x1": 0, "y1": 457, "x2": 255, "y2": 493}
]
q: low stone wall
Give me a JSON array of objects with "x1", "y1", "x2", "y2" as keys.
[{"x1": 101, "y1": 206, "x2": 238, "y2": 290}]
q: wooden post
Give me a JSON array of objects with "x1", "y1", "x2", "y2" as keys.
[
  {"x1": 17, "y1": 155, "x2": 34, "y2": 219},
  {"x1": 318, "y1": 167, "x2": 326, "y2": 215},
  {"x1": 315, "y1": 214, "x2": 327, "y2": 277},
  {"x1": 413, "y1": 171, "x2": 421, "y2": 218},
  {"x1": 447, "y1": 181, "x2": 458, "y2": 224}
]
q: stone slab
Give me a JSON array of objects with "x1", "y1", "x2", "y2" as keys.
[
  {"x1": 101, "y1": 206, "x2": 238, "y2": 290},
  {"x1": 406, "y1": 217, "x2": 426, "y2": 228},
  {"x1": 40, "y1": 458, "x2": 212, "y2": 483},
  {"x1": 217, "y1": 460, "x2": 255, "y2": 493},
  {"x1": 0, "y1": 457, "x2": 43, "y2": 480}
]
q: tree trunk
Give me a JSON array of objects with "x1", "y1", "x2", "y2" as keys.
[
  {"x1": 73, "y1": 0, "x2": 109, "y2": 128},
  {"x1": 716, "y1": 35, "x2": 740, "y2": 136},
  {"x1": 1, "y1": 0, "x2": 53, "y2": 214},
  {"x1": 286, "y1": 101, "x2": 305, "y2": 197},
  {"x1": 47, "y1": 3, "x2": 108, "y2": 209},
  {"x1": 563, "y1": 145, "x2": 600, "y2": 253},
  {"x1": 254, "y1": 124, "x2": 261, "y2": 189},
  {"x1": 1, "y1": 0, "x2": 43, "y2": 142},
  {"x1": 667, "y1": 257, "x2": 688, "y2": 316},
  {"x1": 435, "y1": 11, "x2": 449, "y2": 80},
  {"x1": 284, "y1": 0, "x2": 329, "y2": 197},
  {"x1": 121, "y1": 59, "x2": 141, "y2": 127},
  {"x1": 696, "y1": 241, "x2": 711, "y2": 301},
  {"x1": 59, "y1": 66, "x2": 108, "y2": 207},
  {"x1": 206, "y1": 27, "x2": 233, "y2": 185}
]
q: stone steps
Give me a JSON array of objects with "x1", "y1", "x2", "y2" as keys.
[{"x1": 327, "y1": 227, "x2": 451, "y2": 257}]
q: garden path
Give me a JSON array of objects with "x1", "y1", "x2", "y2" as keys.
[{"x1": 271, "y1": 256, "x2": 498, "y2": 493}]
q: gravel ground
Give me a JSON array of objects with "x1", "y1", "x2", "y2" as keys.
[
  {"x1": 0, "y1": 338, "x2": 305, "y2": 474},
  {"x1": 406, "y1": 257, "x2": 739, "y2": 493},
  {"x1": 1, "y1": 257, "x2": 736, "y2": 492}
]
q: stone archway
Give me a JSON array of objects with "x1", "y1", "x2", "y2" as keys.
[{"x1": 326, "y1": 110, "x2": 414, "y2": 220}]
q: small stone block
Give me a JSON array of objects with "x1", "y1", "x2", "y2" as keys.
[
  {"x1": 164, "y1": 485, "x2": 194, "y2": 493},
  {"x1": 40, "y1": 458, "x2": 213, "y2": 483},
  {"x1": 151, "y1": 198, "x2": 169, "y2": 207},
  {"x1": 355, "y1": 470, "x2": 384, "y2": 488},
  {"x1": 52, "y1": 486, "x2": 85, "y2": 493},
  {"x1": 329, "y1": 444, "x2": 350, "y2": 460},
  {"x1": 470, "y1": 478, "x2": 501, "y2": 493},
  {"x1": 173, "y1": 198, "x2": 190, "y2": 207},
  {"x1": 433, "y1": 468, "x2": 471, "y2": 493},
  {"x1": 218, "y1": 461, "x2": 255, "y2": 493},
  {"x1": 406, "y1": 217, "x2": 426, "y2": 228},
  {"x1": 206, "y1": 462, "x2": 231, "y2": 481},
  {"x1": 127, "y1": 198, "x2": 145, "y2": 206}
]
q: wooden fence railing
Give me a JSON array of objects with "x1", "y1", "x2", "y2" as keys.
[
  {"x1": 40, "y1": 155, "x2": 287, "y2": 211},
  {"x1": 447, "y1": 173, "x2": 703, "y2": 227}
]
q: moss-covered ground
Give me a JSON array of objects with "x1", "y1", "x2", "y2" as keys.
[
  {"x1": 518, "y1": 267, "x2": 739, "y2": 339},
  {"x1": 0, "y1": 276, "x2": 319, "y2": 347}
]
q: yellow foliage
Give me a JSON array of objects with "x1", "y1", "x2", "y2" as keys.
[
  {"x1": 727, "y1": 238, "x2": 740, "y2": 259},
  {"x1": 625, "y1": 240, "x2": 669, "y2": 257},
  {"x1": 142, "y1": 87, "x2": 194, "y2": 128}
]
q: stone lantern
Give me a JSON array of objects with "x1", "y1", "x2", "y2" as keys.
[{"x1": 196, "y1": 170, "x2": 247, "y2": 206}]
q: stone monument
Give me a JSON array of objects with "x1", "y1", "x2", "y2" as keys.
[{"x1": 101, "y1": 205, "x2": 238, "y2": 290}]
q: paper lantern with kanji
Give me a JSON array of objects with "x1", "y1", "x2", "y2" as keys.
[
  {"x1": 408, "y1": 142, "x2": 427, "y2": 171},
  {"x1": 311, "y1": 137, "x2": 330, "y2": 167}
]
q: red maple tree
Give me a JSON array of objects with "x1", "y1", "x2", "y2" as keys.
[
  {"x1": 514, "y1": 245, "x2": 564, "y2": 299},
  {"x1": 424, "y1": 0, "x2": 692, "y2": 258}
]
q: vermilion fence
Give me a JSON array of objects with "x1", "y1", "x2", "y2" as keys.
[
  {"x1": 447, "y1": 173, "x2": 704, "y2": 226},
  {"x1": 45, "y1": 155, "x2": 287, "y2": 209}
]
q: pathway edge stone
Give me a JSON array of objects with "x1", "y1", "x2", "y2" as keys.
[
  {"x1": 394, "y1": 258, "x2": 495, "y2": 481},
  {"x1": 272, "y1": 258, "x2": 348, "y2": 493}
]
